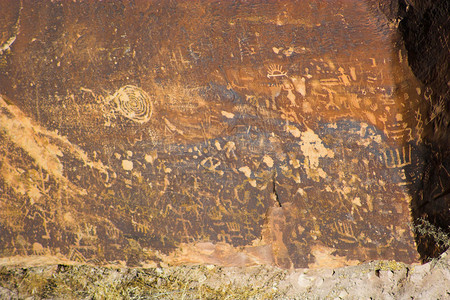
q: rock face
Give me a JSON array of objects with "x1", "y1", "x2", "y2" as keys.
[
  {"x1": 0, "y1": 0, "x2": 447, "y2": 268},
  {"x1": 397, "y1": 0, "x2": 450, "y2": 262},
  {"x1": 1, "y1": 249, "x2": 449, "y2": 299}
]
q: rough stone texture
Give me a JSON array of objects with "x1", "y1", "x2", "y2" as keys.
[
  {"x1": 0, "y1": 249, "x2": 449, "y2": 299},
  {"x1": 397, "y1": 0, "x2": 450, "y2": 262},
  {"x1": 0, "y1": 0, "x2": 448, "y2": 270}
]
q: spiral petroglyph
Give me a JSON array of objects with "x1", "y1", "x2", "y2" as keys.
[{"x1": 109, "y1": 85, "x2": 153, "y2": 123}]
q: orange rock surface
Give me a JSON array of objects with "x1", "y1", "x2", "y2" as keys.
[{"x1": 1, "y1": 0, "x2": 439, "y2": 268}]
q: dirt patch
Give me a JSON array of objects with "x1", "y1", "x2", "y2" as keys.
[{"x1": 1, "y1": 249, "x2": 448, "y2": 299}]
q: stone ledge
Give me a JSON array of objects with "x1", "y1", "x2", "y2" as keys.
[{"x1": 1, "y1": 249, "x2": 448, "y2": 299}]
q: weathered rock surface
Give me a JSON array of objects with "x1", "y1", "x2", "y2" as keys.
[
  {"x1": 0, "y1": 0, "x2": 448, "y2": 269},
  {"x1": 397, "y1": 0, "x2": 450, "y2": 262},
  {"x1": 0, "y1": 249, "x2": 449, "y2": 299}
]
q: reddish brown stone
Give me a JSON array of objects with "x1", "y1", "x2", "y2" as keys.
[{"x1": 1, "y1": 0, "x2": 443, "y2": 268}]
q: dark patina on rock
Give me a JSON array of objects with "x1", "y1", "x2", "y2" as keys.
[{"x1": 1, "y1": 0, "x2": 447, "y2": 268}]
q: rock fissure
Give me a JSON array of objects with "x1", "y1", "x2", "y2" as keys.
[{"x1": 272, "y1": 173, "x2": 282, "y2": 208}]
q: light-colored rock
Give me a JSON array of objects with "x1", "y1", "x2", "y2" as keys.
[{"x1": 1, "y1": 250, "x2": 449, "y2": 299}]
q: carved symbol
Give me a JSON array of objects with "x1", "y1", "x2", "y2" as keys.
[
  {"x1": 208, "y1": 207, "x2": 223, "y2": 221},
  {"x1": 226, "y1": 222, "x2": 240, "y2": 232},
  {"x1": 427, "y1": 96, "x2": 446, "y2": 130},
  {"x1": 424, "y1": 86, "x2": 433, "y2": 103},
  {"x1": 200, "y1": 157, "x2": 224, "y2": 175},
  {"x1": 237, "y1": 35, "x2": 260, "y2": 61},
  {"x1": 223, "y1": 141, "x2": 237, "y2": 160},
  {"x1": 68, "y1": 248, "x2": 87, "y2": 263},
  {"x1": 32, "y1": 242, "x2": 46, "y2": 255},
  {"x1": 131, "y1": 217, "x2": 150, "y2": 234},
  {"x1": 267, "y1": 64, "x2": 288, "y2": 79},
  {"x1": 383, "y1": 145, "x2": 412, "y2": 168},
  {"x1": 218, "y1": 232, "x2": 232, "y2": 243},
  {"x1": 386, "y1": 127, "x2": 413, "y2": 142},
  {"x1": 108, "y1": 85, "x2": 153, "y2": 123},
  {"x1": 169, "y1": 48, "x2": 191, "y2": 69},
  {"x1": 334, "y1": 221, "x2": 357, "y2": 243},
  {"x1": 290, "y1": 76, "x2": 306, "y2": 97},
  {"x1": 281, "y1": 81, "x2": 298, "y2": 107},
  {"x1": 176, "y1": 218, "x2": 192, "y2": 242},
  {"x1": 164, "y1": 117, "x2": 184, "y2": 135},
  {"x1": 415, "y1": 109, "x2": 424, "y2": 143},
  {"x1": 245, "y1": 94, "x2": 258, "y2": 106},
  {"x1": 338, "y1": 67, "x2": 351, "y2": 86}
]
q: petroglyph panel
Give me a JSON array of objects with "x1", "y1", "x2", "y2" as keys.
[{"x1": 0, "y1": 0, "x2": 438, "y2": 268}]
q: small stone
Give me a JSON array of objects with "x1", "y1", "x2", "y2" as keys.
[
  {"x1": 338, "y1": 290, "x2": 348, "y2": 298},
  {"x1": 297, "y1": 273, "x2": 313, "y2": 289}
]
